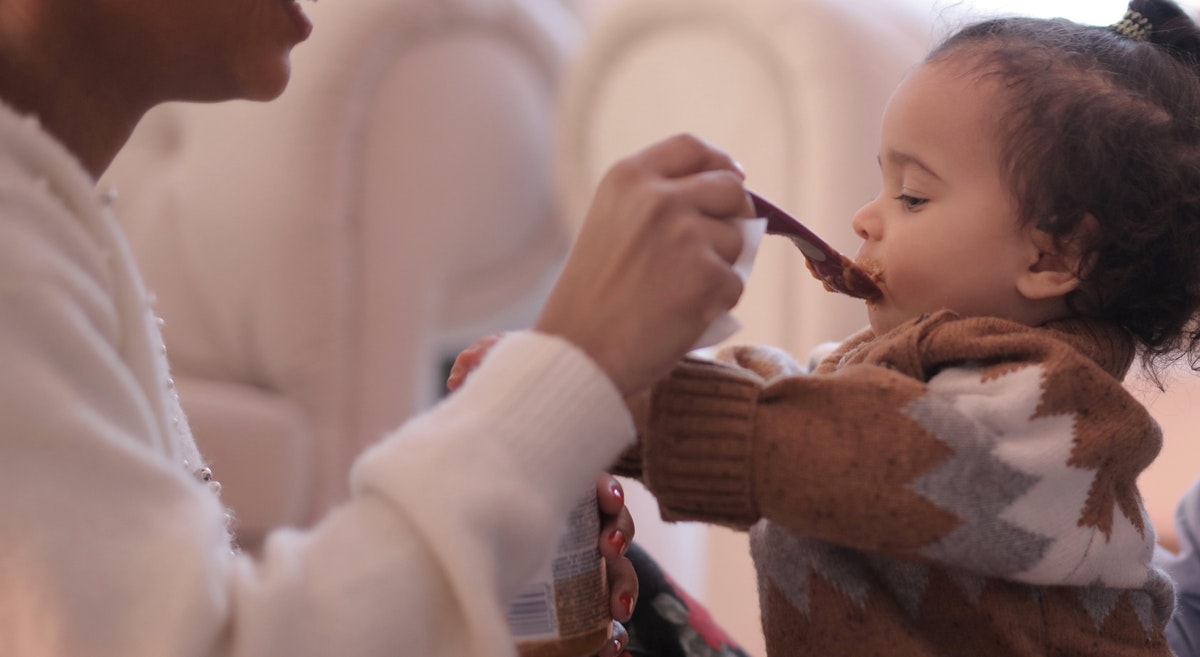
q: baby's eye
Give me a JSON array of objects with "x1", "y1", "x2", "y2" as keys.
[{"x1": 893, "y1": 193, "x2": 927, "y2": 211}]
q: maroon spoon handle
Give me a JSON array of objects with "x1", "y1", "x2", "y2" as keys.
[{"x1": 749, "y1": 191, "x2": 882, "y2": 301}]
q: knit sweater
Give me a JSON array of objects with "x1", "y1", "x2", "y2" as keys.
[
  {"x1": 0, "y1": 98, "x2": 635, "y2": 657},
  {"x1": 1158, "y1": 477, "x2": 1200, "y2": 657},
  {"x1": 616, "y1": 311, "x2": 1175, "y2": 656}
]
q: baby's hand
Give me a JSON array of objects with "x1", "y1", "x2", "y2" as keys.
[
  {"x1": 596, "y1": 473, "x2": 637, "y2": 657},
  {"x1": 446, "y1": 333, "x2": 506, "y2": 392}
]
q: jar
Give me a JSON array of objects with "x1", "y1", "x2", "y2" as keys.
[{"x1": 508, "y1": 488, "x2": 609, "y2": 657}]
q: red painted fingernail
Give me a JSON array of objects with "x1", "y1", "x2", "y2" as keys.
[
  {"x1": 619, "y1": 592, "x2": 634, "y2": 618},
  {"x1": 610, "y1": 481, "x2": 623, "y2": 503},
  {"x1": 608, "y1": 530, "x2": 627, "y2": 555}
]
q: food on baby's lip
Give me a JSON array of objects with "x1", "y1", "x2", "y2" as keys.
[
  {"x1": 804, "y1": 255, "x2": 881, "y2": 300},
  {"x1": 855, "y1": 261, "x2": 884, "y2": 305},
  {"x1": 862, "y1": 260, "x2": 884, "y2": 282},
  {"x1": 851, "y1": 259, "x2": 883, "y2": 287}
]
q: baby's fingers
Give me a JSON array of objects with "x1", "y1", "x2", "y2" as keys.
[{"x1": 446, "y1": 333, "x2": 505, "y2": 391}]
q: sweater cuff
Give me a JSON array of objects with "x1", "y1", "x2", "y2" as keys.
[
  {"x1": 352, "y1": 330, "x2": 635, "y2": 523},
  {"x1": 445, "y1": 330, "x2": 636, "y2": 490},
  {"x1": 643, "y1": 358, "x2": 760, "y2": 528}
]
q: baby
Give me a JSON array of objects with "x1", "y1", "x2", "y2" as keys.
[{"x1": 455, "y1": 0, "x2": 1200, "y2": 654}]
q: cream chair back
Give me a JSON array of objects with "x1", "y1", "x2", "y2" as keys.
[{"x1": 103, "y1": 0, "x2": 580, "y2": 549}]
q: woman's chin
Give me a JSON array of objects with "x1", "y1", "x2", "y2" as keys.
[
  {"x1": 172, "y1": 56, "x2": 293, "y2": 104},
  {"x1": 240, "y1": 56, "x2": 293, "y2": 101}
]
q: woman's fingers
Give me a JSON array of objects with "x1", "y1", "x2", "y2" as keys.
[
  {"x1": 596, "y1": 474, "x2": 633, "y2": 560},
  {"x1": 596, "y1": 474, "x2": 637, "y2": 623},
  {"x1": 632, "y1": 133, "x2": 745, "y2": 181},
  {"x1": 678, "y1": 170, "x2": 754, "y2": 264},
  {"x1": 534, "y1": 134, "x2": 754, "y2": 396},
  {"x1": 595, "y1": 620, "x2": 629, "y2": 657},
  {"x1": 606, "y1": 554, "x2": 638, "y2": 623},
  {"x1": 595, "y1": 473, "x2": 625, "y2": 515}
]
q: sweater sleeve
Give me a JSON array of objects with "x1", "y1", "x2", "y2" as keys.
[
  {"x1": 0, "y1": 263, "x2": 633, "y2": 657},
  {"x1": 1158, "y1": 477, "x2": 1200, "y2": 657},
  {"x1": 633, "y1": 320, "x2": 1163, "y2": 588},
  {"x1": 0, "y1": 175, "x2": 635, "y2": 656}
]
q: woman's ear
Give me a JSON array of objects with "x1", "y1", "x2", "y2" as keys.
[{"x1": 1016, "y1": 222, "x2": 1086, "y2": 301}]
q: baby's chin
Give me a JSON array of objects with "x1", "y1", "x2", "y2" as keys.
[{"x1": 865, "y1": 304, "x2": 910, "y2": 336}]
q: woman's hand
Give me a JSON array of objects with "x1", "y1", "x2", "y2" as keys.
[
  {"x1": 596, "y1": 473, "x2": 637, "y2": 657},
  {"x1": 451, "y1": 346, "x2": 640, "y2": 656},
  {"x1": 535, "y1": 134, "x2": 753, "y2": 398},
  {"x1": 450, "y1": 131, "x2": 757, "y2": 401}
]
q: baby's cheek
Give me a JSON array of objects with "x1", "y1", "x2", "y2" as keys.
[
  {"x1": 878, "y1": 264, "x2": 908, "y2": 299},
  {"x1": 880, "y1": 267, "x2": 941, "y2": 315}
]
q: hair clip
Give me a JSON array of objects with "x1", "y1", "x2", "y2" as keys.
[{"x1": 1111, "y1": 8, "x2": 1153, "y2": 41}]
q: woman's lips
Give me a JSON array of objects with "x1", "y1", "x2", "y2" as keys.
[{"x1": 283, "y1": 0, "x2": 314, "y2": 41}]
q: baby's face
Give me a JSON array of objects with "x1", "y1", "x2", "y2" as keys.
[{"x1": 852, "y1": 60, "x2": 1040, "y2": 336}]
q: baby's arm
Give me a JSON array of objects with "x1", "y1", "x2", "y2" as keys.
[
  {"x1": 612, "y1": 344, "x2": 804, "y2": 484},
  {"x1": 628, "y1": 329, "x2": 1161, "y2": 587}
]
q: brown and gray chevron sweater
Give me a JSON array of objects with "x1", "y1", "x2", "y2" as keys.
[{"x1": 615, "y1": 311, "x2": 1176, "y2": 656}]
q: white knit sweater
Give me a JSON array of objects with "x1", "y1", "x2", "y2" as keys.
[{"x1": 0, "y1": 100, "x2": 634, "y2": 657}]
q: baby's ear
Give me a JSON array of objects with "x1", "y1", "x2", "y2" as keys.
[{"x1": 1016, "y1": 220, "x2": 1089, "y2": 301}]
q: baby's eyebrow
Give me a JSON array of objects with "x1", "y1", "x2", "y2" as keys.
[{"x1": 878, "y1": 151, "x2": 943, "y2": 182}]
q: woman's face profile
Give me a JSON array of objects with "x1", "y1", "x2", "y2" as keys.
[{"x1": 90, "y1": 0, "x2": 315, "y2": 104}]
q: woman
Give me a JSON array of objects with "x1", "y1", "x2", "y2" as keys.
[{"x1": 0, "y1": 0, "x2": 752, "y2": 655}]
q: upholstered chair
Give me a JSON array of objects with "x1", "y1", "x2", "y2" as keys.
[{"x1": 101, "y1": 0, "x2": 581, "y2": 550}]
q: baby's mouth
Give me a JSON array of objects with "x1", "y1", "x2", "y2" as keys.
[
  {"x1": 859, "y1": 260, "x2": 884, "y2": 285},
  {"x1": 857, "y1": 260, "x2": 884, "y2": 305}
]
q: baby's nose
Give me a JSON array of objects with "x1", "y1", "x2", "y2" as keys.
[{"x1": 850, "y1": 201, "x2": 879, "y2": 240}]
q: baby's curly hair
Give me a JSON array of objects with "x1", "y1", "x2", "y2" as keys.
[{"x1": 929, "y1": 0, "x2": 1200, "y2": 381}]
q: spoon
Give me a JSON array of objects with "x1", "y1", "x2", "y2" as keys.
[{"x1": 748, "y1": 191, "x2": 882, "y2": 301}]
